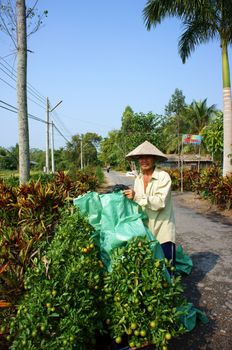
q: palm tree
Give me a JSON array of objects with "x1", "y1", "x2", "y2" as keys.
[
  {"x1": 143, "y1": 0, "x2": 232, "y2": 176},
  {"x1": 184, "y1": 99, "x2": 218, "y2": 134}
]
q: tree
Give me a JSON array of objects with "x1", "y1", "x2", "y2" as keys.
[
  {"x1": 0, "y1": 1, "x2": 48, "y2": 183},
  {"x1": 99, "y1": 106, "x2": 167, "y2": 169},
  {"x1": 65, "y1": 132, "x2": 102, "y2": 169},
  {"x1": 164, "y1": 88, "x2": 187, "y2": 154},
  {"x1": 99, "y1": 130, "x2": 121, "y2": 167},
  {"x1": 143, "y1": 0, "x2": 232, "y2": 176},
  {"x1": 0, "y1": 144, "x2": 19, "y2": 170},
  {"x1": 201, "y1": 113, "x2": 223, "y2": 162},
  {"x1": 82, "y1": 132, "x2": 102, "y2": 167},
  {"x1": 164, "y1": 88, "x2": 186, "y2": 116},
  {"x1": 184, "y1": 99, "x2": 218, "y2": 134}
]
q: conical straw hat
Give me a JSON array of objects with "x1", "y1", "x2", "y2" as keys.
[{"x1": 125, "y1": 140, "x2": 167, "y2": 161}]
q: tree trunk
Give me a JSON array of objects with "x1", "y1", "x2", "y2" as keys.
[
  {"x1": 221, "y1": 40, "x2": 232, "y2": 176},
  {"x1": 16, "y1": 0, "x2": 30, "y2": 184}
]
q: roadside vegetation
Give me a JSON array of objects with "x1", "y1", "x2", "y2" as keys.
[{"x1": 167, "y1": 166, "x2": 232, "y2": 211}]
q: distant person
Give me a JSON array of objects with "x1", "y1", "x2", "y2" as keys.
[
  {"x1": 123, "y1": 141, "x2": 176, "y2": 266},
  {"x1": 106, "y1": 165, "x2": 111, "y2": 173}
]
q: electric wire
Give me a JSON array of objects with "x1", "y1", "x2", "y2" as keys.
[
  {"x1": 50, "y1": 110, "x2": 73, "y2": 139},
  {"x1": 0, "y1": 57, "x2": 117, "y2": 133},
  {"x1": 0, "y1": 102, "x2": 46, "y2": 123},
  {"x1": 0, "y1": 76, "x2": 16, "y2": 90},
  {"x1": 53, "y1": 124, "x2": 70, "y2": 143},
  {"x1": 0, "y1": 100, "x2": 70, "y2": 144},
  {"x1": 0, "y1": 74, "x2": 46, "y2": 110},
  {"x1": 0, "y1": 58, "x2": 46, "y2": 111},
  {"x1": 0, "y1": 56, "x2": 46, "y2": 102},
  {"x1": 0, "y1": 62, "x2": 46, "y2": 104}
]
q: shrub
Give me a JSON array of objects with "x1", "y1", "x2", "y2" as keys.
[
  {"x1": 6, "y1": 209, "x2": 104, "y2": 350},
  {"x1": 103, "y1": 236, "x2": 187, "y2": 350}
]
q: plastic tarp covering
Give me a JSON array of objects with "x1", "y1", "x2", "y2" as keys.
[
  {"x1": 179, "y1": 303, "x2": 209, "y2": 331},
  {"x1": 74, "y1": 191, "x2": 193, "y2": 275},
  {"x1": 176, "y1": 244, "x2": 193, "y2": 275},
  {"x1": 74, "y1": 191, "x2": 165, "y2": 269}
]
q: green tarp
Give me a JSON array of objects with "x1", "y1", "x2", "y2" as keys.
[
  {"x1": 74, "y1": 191, "x2": 165, "y2": 269},
  {"x1": 74, "y1": 191, "x2": 192, "y2": 275}
]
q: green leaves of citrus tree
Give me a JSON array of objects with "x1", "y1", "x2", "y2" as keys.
[
  {"x1": 103, "y1": 236, "x2": 188, "y2": 350},
  {"x1": 8, "y1": 209, "x2": 104, "y2": 350}
]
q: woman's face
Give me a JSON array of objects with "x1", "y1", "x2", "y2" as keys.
[{"x1": 138, "y1": 155, "x2": 156, "y2": 172}]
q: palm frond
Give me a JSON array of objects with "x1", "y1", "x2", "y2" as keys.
[
  {"x1": 143, "y1": 0, "x2": 205, "y2": 30},
  {"x1": 178, "y1": 17, "x2": 217, "y2": 63}
]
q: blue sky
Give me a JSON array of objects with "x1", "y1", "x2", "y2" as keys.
[{"x1": 0, "y1": 0, "x2": 230, "y2": 150}]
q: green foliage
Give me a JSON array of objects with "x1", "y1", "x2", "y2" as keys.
[
  {"x1": 0, "y1": 145, "x2": 19, "y2": 170},
  {"x1": 191, "y1": 166, "x2": 222, "y2": 199},
  {"x1": 166, "y1": 168, "x2": 200, "y2": 192},
  {"x1": 162, "y1": 98, "x2": 220, "y2": 154},
  {"x1": 98, "y1": 130, "x2": 121, "y2": 166},
  {"x1": 7, "y1": 209, "x2": 104, "y2": 350},
  {"x1": 65, "y1": 133, "x2": 102, "y2": 170},
  {"x1": 99, "y1": 106, "x2": 166, "y2": 168},
  {"x1": 184, "y1": 99, "x2": 219, "y2": 134},
  {"x1": 167, "y1": 166, "x2": 232, "y2": 210},
  {"x1": 164, "y1": 88, "x2": 186, "y2": 116},
  {"x1": 143, "y1": 0, "x2": 232, "y2": 175},
  {"x1": 103, "y1": 236, "x2": 187, "y2": 349},
  {"x1": 95, "y1": 165, "x2": 104, "y2": 184},
  {"x1": 192, "y1": 166, "x2": 232, "y2": 209},
  {"x1": 201, "y1": 113, "x2": 223, "y2": 161}
]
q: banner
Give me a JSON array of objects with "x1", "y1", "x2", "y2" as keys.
[{"x1": 182, "y1": 134, "x2": 202, "y2": 145}]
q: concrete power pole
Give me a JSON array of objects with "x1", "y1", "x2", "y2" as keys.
[
  {"x1": 45, "y1": 97, "x2": 50, "y2": 173},
  {"x1": 51, "y1": 121, "x2": 55, "y2": 173},
  {"x1": 49, "y1": 100, "x2": 63, "y2": 173},
  {"x1": 80, "y1": 135, "x2": 83, "y2": 169}
]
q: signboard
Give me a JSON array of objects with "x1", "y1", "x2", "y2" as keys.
[{"x1": 182, "y1": 134, "x2": 202, "y2": 145}]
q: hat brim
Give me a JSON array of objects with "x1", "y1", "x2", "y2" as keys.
[{"x1": 126, "y1": 154, "x2": 168, "y2": 162}]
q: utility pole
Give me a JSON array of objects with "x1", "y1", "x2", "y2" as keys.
[
  {"x1": 51, "y1": 121, "x2": 55, "y2": 173},
  {"x1": 80, "y1": 135, "x2": 83, "y2": 169},
  {"x1": 45, "y1": 99, "x2": 63, "y2": 174},
  {"x1": 45, "y1": 97, "x2": 50, "y2": 173}
]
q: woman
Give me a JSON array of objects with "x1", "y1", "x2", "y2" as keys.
[{"x1": 123, "y1": 140, "x2": 176, "y2": 265}]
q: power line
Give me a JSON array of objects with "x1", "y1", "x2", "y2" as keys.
[
  {"x1": 0, "y1": 99, "x2": 71, "y2": 144},
  {"x1": 0, "y1": 56, "x2": 47, "y2": 102},
  {"x1": 0, "y1": 74, "x2": 46, "y2": 110},
  {"x1": 0, "y1": 103, "x2": 45, "y2": 124},
  {"x1": 51, "y1": 110, "x2": 73, "y2": 139},
  {"x1": 0, "y1": 99, "x2": 17, "y2": 110},
  {"x1": 0, "y1": 61, "x2": 46, "y2": 104},
  {"x1": 0, "y1": 99, "x2": 46, "y2": 124},
  {"x1": 53, "y1": 123, "x2": 70, "y2": 143},
  {"x1": 0, "y1": 57, "x2": 47, "y2": 111},
  {"x1": 0, "y1": 104, "x2": 18, "y2": 114},
  {"x1": 0, "y1": 76, "x2": 16, "y2": 90}
]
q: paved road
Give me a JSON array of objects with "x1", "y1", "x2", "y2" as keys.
[
  {"x1": 104, "y1": 170, "x2": 135, "y2": 189},
  {"x1": 103, "y1": 170, "x2": 232, "y2": 350}
]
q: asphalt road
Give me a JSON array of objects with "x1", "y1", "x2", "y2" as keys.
[{"x1": 103, "y1": 170, "x2": 232, "y2": 350}]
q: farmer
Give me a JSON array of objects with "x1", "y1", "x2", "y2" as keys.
[{"x1": 123, "y1": 140, "x2": 176, "y2": 265}]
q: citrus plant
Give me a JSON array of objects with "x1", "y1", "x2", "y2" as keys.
[
  {"x1": 103, "y1": 236, "x2": 188, "y2": 350},
  {"x1": 7, "y1": 208, "x2": 104, "y2": 350}
]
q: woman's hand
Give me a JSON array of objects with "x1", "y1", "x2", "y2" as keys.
[{"x1": 123, "y1": 189, "x2": 135, "y2": 200}]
